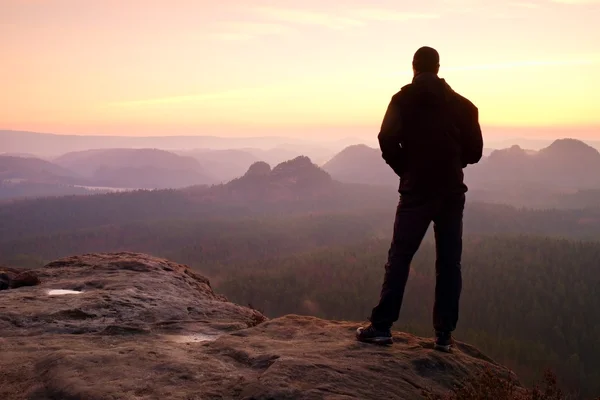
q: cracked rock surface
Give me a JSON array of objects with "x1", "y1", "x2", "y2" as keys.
[{"x1": 0, "y1": 252, "x2": 516, "y2": 400}]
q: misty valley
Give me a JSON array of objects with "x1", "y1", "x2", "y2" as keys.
[{"x1": 1, "y1": 130, "x2": 600, "y2": 398}]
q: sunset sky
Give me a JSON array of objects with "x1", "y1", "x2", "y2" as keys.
[{"x1": 1, "y1": 0, "x2": 599, "y2": 140}]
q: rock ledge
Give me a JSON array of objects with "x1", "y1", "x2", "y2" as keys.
[{"x1": 0, "y1": 253, "x2": 517, "y2": 400}]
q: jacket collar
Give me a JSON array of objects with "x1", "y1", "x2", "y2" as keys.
[{"x1": 412, "y1": 72, "x2": 440, "y2": 84}]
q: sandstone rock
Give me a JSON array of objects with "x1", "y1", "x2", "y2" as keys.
[
  {"x1": 0, "y1": 252, "x2": 518, "y2": 400},
  {"x1": 11, "y1": 271, "x2": 41, "y2": 288},
  {"x1": 245, "y1": 161, "x2": 272, "y2": 177},
  {"x1": 0, "y1": 267, "x2": 41, "y2": 291}
]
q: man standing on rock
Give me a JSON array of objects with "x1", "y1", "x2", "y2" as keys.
[{"x1": 356, "y1": 46, "x2": 483, "y2": 352}]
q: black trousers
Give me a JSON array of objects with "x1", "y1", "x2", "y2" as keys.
[{"x1": 370, "y1": 192, "x2": 465, "y2": 333}]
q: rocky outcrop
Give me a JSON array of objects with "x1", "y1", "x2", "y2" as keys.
[
  {"x1": 201, "y1": 156, "x2": 335, "y2": 206},
  {"x1": 0, "y1": 253, "x2": 517, "y2": 400},
  {"x1": 270, "y1": 156, "x2": 332, "y2": 185},
  {"x1": 0, "y1": 266, "x2": 41, "y2": 291},
  {"x1": 235, "y1": 156, "x2": 332, "y2": 189},
  {"x1": 244, "y1": 161, "x2": 272, "y2": 177}
]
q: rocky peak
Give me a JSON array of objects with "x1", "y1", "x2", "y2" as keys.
[
  {"x1": 244, "y1": 161, "x2": 272, "y2": 178},
  {"x1": 488, "y1": 145, "x2": 528, "y2": 161},
  {"x1": 233, "y1": 156, "x2": 332, "y2": 192},
  {"x1": 270, "y1": 156, "x2": 332, "y2": 184},
  {"x1": 339, "y1": 144, "x2": 377, "y2": 155},
  {"x1": 0, "y1": 253, "x2": 519, "y2": 399},
  {"x1": 324, "y1": 144, "x2": 380, "y2": 168},
  {"x1": 541, "y1": 138, "x2": 600, "y2": 159},
  {"x1": 272, "y1": 155, "x2": 320, "y2": 174}
]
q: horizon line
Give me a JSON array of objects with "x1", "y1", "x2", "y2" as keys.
[{"x1": 2, "y1": 124, "x2": 599, "y2": 137}]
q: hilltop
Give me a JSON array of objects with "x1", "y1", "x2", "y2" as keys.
[
  {"x1": 0, "y1": 155, "x2": 399, "y2": 240},
  {"x1": 53, "y1": 148, "x2": 214, "y2": 189},
  {"x1": 221, "y1": 156, "x2": 333, "y2": 197},
  {"x1": 323, "y1": 139, "x2": 600, "y2": 190},
  {"x1": 0, "y1": 252, "x2": 518, "y2": 400},
  {"x1": 467, "y1": 138, "x2": 600, "y2": 190},
  {"x1": 321, "y1": 139, "x2": 600, "y2": 207},
  {"x1": 0, "y1": 148, "x2": 215, "y2": 199},
  {"x1": 0, "y1": 155, "x2": 81, "y2": 184},
  {"x1": 322, "y1": 144, "x2": 397, "y2": 187}
]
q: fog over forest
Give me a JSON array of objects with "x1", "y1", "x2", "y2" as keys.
[{"x1": 2, "y1": 129, "x2": 600, "y2": 397}]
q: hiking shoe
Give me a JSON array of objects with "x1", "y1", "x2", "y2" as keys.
[
  {"x1": 356, "y1": 324, "x2": 393, "y2": 345},
  {"x1": 434, "y1": 331, "x2": 455, "y2": 352}
]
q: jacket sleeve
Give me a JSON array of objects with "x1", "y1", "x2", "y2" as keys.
[
  {"x1": 377, "y1": 95, "x2": 405, "y2": 177},
  {"x1": 456, "y1": 97, "x2": 483, "y2": 167}
]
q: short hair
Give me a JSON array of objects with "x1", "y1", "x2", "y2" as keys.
[{"x1": 412, "y1": 46, "x2": 440, "y2": 73}]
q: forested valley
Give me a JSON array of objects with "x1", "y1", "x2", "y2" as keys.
[{"x1": 1, "y1": 200, "x2": 600, "y2": 397}]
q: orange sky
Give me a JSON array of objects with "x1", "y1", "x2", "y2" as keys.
[{"x1": 1, "y1": 0, "x2": 599, "y2": 140}]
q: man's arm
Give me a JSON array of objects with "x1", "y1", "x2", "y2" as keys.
[
  {"x1": 456, "y1": 96, "x2": 483, "y2": 166},
  {"x1": 377, "y1": 95, "x2": 405, "y2": 177}
]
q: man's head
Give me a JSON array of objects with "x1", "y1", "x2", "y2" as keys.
[{"x1": 412, "y1": 46, "x2": 440, "y2": 75}]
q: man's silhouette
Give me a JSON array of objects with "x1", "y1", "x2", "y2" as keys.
[{"x1": 356, "y1": 46, "x2": 483, "y2": 351}]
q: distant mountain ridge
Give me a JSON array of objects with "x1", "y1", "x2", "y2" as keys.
[
  {"x1": 184, "y1": 156, "x2": 337, "y2": 205},
  {"x1": 468, "y1": 138, "x2": 600, "y2": 190},
  {"x1": 0, "y1": 130, "x2": 338, "y2": 160},
  {"x1": 0, "y1": 148, "x2": 215, "y2": 199},
  {"x1": 237, "y1": 156, "x2": 332, "y2": 188},
  {"x1": 53, "y1": 148, "x2": 213, "y2": 189},
  {"x1": 174, "y1": 147, "x2": 332, "y2": 183},
  {"x1": 4, "y1": 134, "x2": 600, "y2": 207},
  {"x1": 0, "y1": 156, "x2": 399, "y2": 240},
  {"x1": 0, "y1": 155, "x2": 81, "y2": 184},
  {"x1": 322, "y1": 144, "x2": 397, "y2": 187},
  {"x1": 176, "y1": 149, "x2": 260, "y2": 182},
  {"x1": 323, "y1": 138, "x2": 600, "y2": 192}
]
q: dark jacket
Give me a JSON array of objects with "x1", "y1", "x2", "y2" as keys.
[{"x1": 378, "y1": 73, "x2": 483, "y2": 194}]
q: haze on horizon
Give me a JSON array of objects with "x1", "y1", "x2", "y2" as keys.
[{"x1": 1, "y1": 0, "x2": 599, "y2": 141}]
